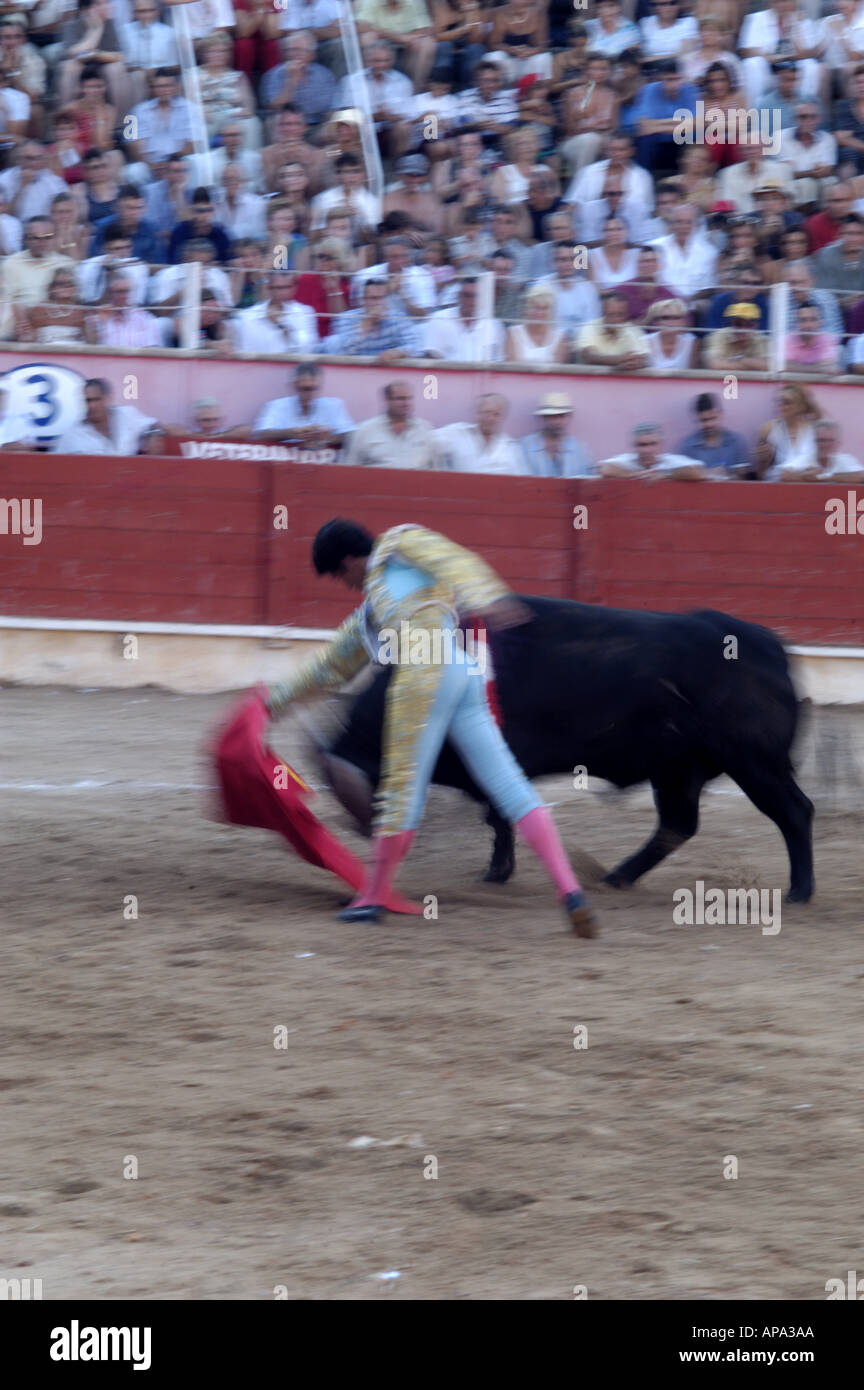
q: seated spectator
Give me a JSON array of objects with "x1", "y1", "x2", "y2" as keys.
[
  {"x1": 754, "y1": 384, "x2": 821, "y2": 479},
  {"x1": 170, "y1": 288, "x2": 233, "y2": 351},
  {"x1": 490, "y1": 246, "x2": 521, "y2": 326},
  {"x1": 86, "y1": 272, "x2": 163, "y2": 347},
  {"x1": 51, "y1": 376, "x2": 159, "y2": 456},
  {"x1": 68, "y1": 67, "x2": 118, "y2": 166},
  {"x1": 480, "y1": 203, "x2": 531, "y2": 277},
  {"x1": 382, "y1": 152, "x2": 444, "y2": 234},
  {"x1": 521, "y1": 166, "x2": 564, "y2": 243},
  {"x1": 565, "y1": 130, "x2": 654, "y2": 212},
  {"x1": 578, "y1": 177, "x2": 656, "y2": 246},
  {"x1": 751, "y1": 178, "x2": 804, "y2": 261},
  {"x1": 680, "y1": 16, "x2": 743, "y2": 90},
  {"x1": 143, "y1": 153, "x2": 192, "y2": 252},
  {"x1": 632, "y1": 59, "x2": 700, "y2": 177},
  {"x1": 343, "y1": 379, "x2": 436, "y2": 468},
  {"x1": 344, "y1": 38, "x2": 413, "y2": 159},
  {"x1": 528, "y1": 208, "x2": 578, "y2": 278},
  {"x1": 506, "y1": 283, "x2": 570, "y2": 364},
  {"x1": 521, "y1": 392, "x2": 593, "y2": 477},
  {"x1": 0, "y1": 382, "x2": 36, "y2": 450},
  {"x1": 0, "y1": 188, "x2": 21, "y2": 255},
  {"x1": 772, "y1": 418, "x2": 864, "y2": 482},
  {"x1": 738, "y1": 3, "x2": 821, "y2": 107},
  {"x1": 645, "y1": 298, "x2": 698, "y2": 369},
  {"x1": 265, "y1": 199, "x2": 309, "y2": 271},
  {"x1": 260, "y1": 105, "x2": 325, "y2": 195},
  {"x1": 0, "y1": 67, "x2": 31, "y2": 143},
  {"x1": 412, "y1": 66, "x2": 459, "y2": 149},
  {"x1": 600, "y1": 422, "x2": 707, "y2": 480},
  {"x1": 781, "y1": 101, "x2": 837, "y2": 209},
  {"x1": 253, "y1": 361, "x2": 355, "y2": 449},
  {"x1": 48, "y1": 111, "x2": 88, "y2": 187},
  {"x1": 704, "y1": 302, "x2": 771, "y2": 371},
  {"x1": 457, "y1": 56, "x2": 519, "y2": 151},
  {"x1": 78, "y1": 227, "x2": 150, "y2": 305},
  {"x1": 421, "y1": 235, "x2": 457, "y2": 300},
  {"x1": 353, "y1": 232, "x2": 436, "y2": 317},
  {"x1": 0, "y1": 142, "x2": 67, "y2": 222},
  {"x1": 640, "y1": 0, "x2": 699, "y2": 61},
  {"x1": 784, "y1": 300, "x2": 841, "y2": 374},
  {"x1": 126, "y1": 68, "x2": 195, "y2": 171},
  {"x1": 73, "y1": 148, "x2": 121, "y2": 229},
  {"x1": 551, "y1": 17, "x2": 591, "y2": 92},
  {"x1": 714, "y1": 215, "x2": 765, "y2": 286},
  {"x1": 198, "y1": 119, "x2": 265, "y2": 195},
  {"x1": 295, "y1": 238, "x2": 353, "y2": 339},
  {"x1": 705, "y1": 262, "x2": 770, "y2": 332},
  {"x1": 168, "y1": 186, "x2": 233, "y2": 266},
  {"x1": 584, "y1": 0, "x2": 640, "y2": 60},
  {"x1": 677, "y1": 393, "x2": 750, "y2": 475},
  {"x1": 215, "y1": 164, "x2": 267, "y2": 241},
  {"x1": 432, "y1": 1, "x2": 488, "y2": 93},
  {"x1": 231, "y1": 269, "x2": 319, "y2": 352},
  {"x1": 490, "y1": 127, "x2": 548, "y2": 206},
  {"x1": 260, "y1": 31, "x2": 336, "y2": 124},
  {"x1": 576, "y1": 288, "x2": 650, "y2": 369},
  {"x1": 784, "y1": 260, "x2": 843, "y2": 338},
  {"x1": 537, "y1": 242, "x2": 602, "y2": 330},
  {"x1": 488, "y1": 0, "x2": 551, "y2": 80},
  {"x1": 323, "y1": 276, "x2": 421, "y2": 359},
  {"x1": 422, "y1": 274, "x2": 505, "y2": 360},
  {"x1": 0, "y1": 17, "x2": 48, "y2": 120},
  {"x1": 355, "y1": 0, "x2": 438, "y2": 91},
  {"x1": 617, "y1": 245, "x2": 679, "y2": 323},
  {"x1": 812, "y1": 212, "x2": 864, "y2": 294},
  {"x1": 310, "y1": 151, "x2": 382, "y2": 233},
  {"x1": 233, "y1": 0, "x2": 285, "y2": 83},
  {"x1": 2, "y1": 215, "x2": 74, "y2": 306},
  {"x1": 763, "y1": 224, "x2": 813, "y2": 284},
  {"x1": 197, "y1": 33, "x2": 258, "y2": 144},
  {"x1": 559, "y1": 53, "x2": 619, "y2": 177},
  {"x1": 804, "y1": 181, "x2": 853, "y2": 253},
  {"x1": 677, "y1": 145, "x2": 721, "y2": 216},
  {"x1": 121, "y1": 2, "x2": 180, "y2": 109},
  {"x1": 50, "y1": 192, "x2": 89, "y2": 262},
  {"x1": 58, "y1": 0, "x2": 128, "y2": 112},
  {"x1": 834, "y1": 63, "x2": 864, "y2": 178},
  {"x1": 652, "y1": 202, "x2": 719, "y2": 300},
  {"x1": 149, "y1": 238, "x2": 235, "y2": 309},
  {"x1": 718, "y1": 149, "x2": 795, "y2": 215},
  {"x1": 434, "y1": 392, "x2": 524, "y2": 474},
  {"x1": 90, "y1": 183, "x2": 161, "y2": 262},
  {"x1": 588, "y1": 215, "x2": 640, "y2": 288},
  {"x1": 20, "y1": 266, "x2": 87, "y2": 344}
]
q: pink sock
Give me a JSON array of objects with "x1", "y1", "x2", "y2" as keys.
[
  {"x1": 350, "y1": 830, "x2": 415, "y2": 907},
  {"x1": 516, "y1": 806, "x2": 581, "y2": 898}
]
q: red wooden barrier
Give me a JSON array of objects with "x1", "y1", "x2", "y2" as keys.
[{"x1": 1, "y1": 455, "x2": 861, "y2": 645}]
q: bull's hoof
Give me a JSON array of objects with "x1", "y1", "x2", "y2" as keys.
[
  {"x1": 564, "y1": 890, "x2": 598, "y2": 938},
  {"x1": 602, "y1": 870, "x2": 631, "y2": 890},
  {"x1": 482, "y1": 863, "x2": 514, "y2": 884},
  {"x1": 337, "y1": 904, "x2": 385, "y2": 923}
]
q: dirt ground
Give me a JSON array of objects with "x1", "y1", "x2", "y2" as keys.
[{"x1": 2, "y1": 687, "x2": 864, "y2": 1302}]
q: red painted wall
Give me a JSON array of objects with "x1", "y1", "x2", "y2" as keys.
[{"x1": 1, "y1": 455, "x2": 861, "y2": 645}]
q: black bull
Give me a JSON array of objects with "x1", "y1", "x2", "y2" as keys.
[{"x1": 318, "y1": 596, "x2": 815, "y2": 903}]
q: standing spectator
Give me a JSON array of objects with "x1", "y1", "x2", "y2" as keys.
[
  {"x1": 344, "y1": 379, "x2": 436, "y2": 468},
  {"x1": 423, "y1": 275, "x2": 505, "y2": 360},
  {"x1": 576, "y1": 288, "x2": 650, "y2": 368},
  {"x1": 2, "y1": 215, "x2": 74, "y2": 305},
  {"x1": 521, "y1": 393, "x2": 593, "y2": 477},
  {"x1": 232, "y1": 269, "x2": 319, "y2": 351},
  {"x1": 784, "y1": 299, "x2": 841, "y2": 373},
  {"x1": 323, "y1": 276, "x2": 420, "y2": 358},
  {"x1": 253, "y1": 362, "x2": 355, "y2": 448},
  {"x1": 52, "y1": 377, "x2": 159, "y2": 455},
  {"x1": 434, "y1": 392, "x2": 525, "y2": 474},
  {"x1": 676, "y1": 392, "x2": 750, "y2": 474}
]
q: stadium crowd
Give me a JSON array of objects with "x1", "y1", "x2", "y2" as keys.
[{"x1": 0, "y1": 0, "x2": 863, "y2": 471}]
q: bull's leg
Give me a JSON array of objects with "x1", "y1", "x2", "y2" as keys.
[
  {"x1": 483, "y1": 805, "x2": 515, "y2": 883},
  {"x1": 604, "y1": 773, "x2": 705, "y2": 889},
  {"x1": 727, "y1": 767, "x2": 814, "y2": 903}
]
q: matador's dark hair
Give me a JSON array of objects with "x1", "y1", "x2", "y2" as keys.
[{"x1": 312, "y1": 518, "x2": 374, "y2": 575}]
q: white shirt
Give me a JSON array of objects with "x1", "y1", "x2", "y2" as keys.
[
  {"x1": 779, "y1": 129, "x2": 837, "y2": 173},
  {"x1": 0, "y1": 166, "x2": 66, "y2": 221},
  {"x1": 434, "y1": 421, "x2": 524, "y2": 475},
  {"x1": 78, "y1": 256, "x2": 151, "y2": 306},
  {"x1": 535, "y1": 275, "x2": 602, "y2": 329},
  {"x1": 422, "y1": 307, "x2": 505, "y2": 362},
  {"x1": 647, "y1": 331, "x2": 695, "y2": 370},
  {"x1": 343, "y1": 413, "x2": 436, "y2": 469},
  {"x1": 233, "y1": 299, "x2": 319, "y2": 353},
  {"x1": 601, "y1": 451, "x2": 705, "y2": 476},
  {"x1": 765, "y1": 421, "x2": 817, "y2": 476},
  {"x1": 129, "y1": 97, "x2": 195, "y2": 161},
  {"x1": 53, "y1": 405, "x2": 157, "y2": 456},
  {"x1": 276, "y1": 0, "x2": 342, "y2": 31},
  {"x1": 739, "y1": 9, "x2": 819, "y2": 56},
  {"x1": 776, "y1": 451, "x2": 862, "y2": 479},
  {"x1": 0, "y1": 86, "x2": 30, "y2": 130},
  {"x1": 253, "y1": 393, "x2": 354, "y2": 435},
  {"x1": 717, "y1": 158, "x2": 795, "y2": 213},
  {"x1": 0, "y1": 211, "x2": 22, "y2": 256},
  {"x1": 182, "y1": 0, "x2": 235, "y2": 40},
  {"x1": 0, "y1": 409, "x2": 36, "y2": 448},
  {"x1": 121, "y1": 19, "x2": 179, "y2": 68},
  {"x1": 639, "y1": 14, "x2": 699, "y2": 57},
  {"x1": 652, "y1": 233, "x2": 718, "y2": 298},
  {"x1": 566, "y1": 158, "x2": 654, "y2": 213},
  {"x1": 352, "y1": 261, "x2": 436, "y2": 312},
  {"x1": 148, "y1": 263, "x2": 234, "y2": 307},
  {"x1": 820, "y1": 6, "x2": 864, "y2": 67},
  {"x1": 191, "y1": 146, "x2": 263, "y2": 194},
  {"x1": 340, "y1": 67, "x2": 414, "y2": 120},
  {"x1": 310, "y1": 184, "x2": 382, "y2": 231},
  {"x1": 214, "y1": 190, "x2": 268, "y2": 240}
]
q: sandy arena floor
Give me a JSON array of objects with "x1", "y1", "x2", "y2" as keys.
[{"x1": 1, "y1": 688, "x2": 863, "y2": 1301}]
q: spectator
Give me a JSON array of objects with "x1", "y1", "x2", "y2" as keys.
[
  {"x1": 196, "y1": 33, "x2": 257, "y2": 143},
  {"x1": 253, "y1": 362, "x2": 355, "y2": 448},
  {"x1": 559, "y1": 53, "x2": 620, "y2": 176},
  {"x1": 143, "y1": 152, "x2": 192, "y2": 250},
  {"x1": 618, "y1": 244, "x2": 680, "y2": 324},
  {"x1": 295, "y1": 238, "x2": 353, "y2": 338},
  {"x1": 718, "y1": 149, "x2": 795, "y2": 214},
  {"x1": 600, "y1": 422, "x2": 707, "y2": 479},
  {"x1": 490, "y1": 127, "x2": 546, "y2": 206},
  {"x1": 676, "y1": 392, "x2": 750, "y2": 474},
  {"x1": 87, "y1": 272, "x2": 163, "y2": 347},
  {"x1": 488, "y1": 0, "x2": 551, "y2": 80},
  {"x1": 481, "y1": 203, "x2": 531, "y2": 277},
  {"x1": 122, "y1": 2, "x2": 180, "y2": 108},
  {"x1": 645, "y1": 297, "x2": 698, "y2": 369},
  {"x1": 52, "y1": 376, "x2": 159, "y2": 455},
  {"x1": 431, "y1": 2, "x2": 487, "y2": 91},
  {"x1": 506, "y1": 283, "x2": 570, "y2": 363},
  {"x1": 172, "y1": 398, "x2": 250, "y2": 437},
  {"x1": 344, "y1": 379, "x2": 435, "y2": 468},
  {"x1": 804, "y1": 181, "x2": 854, "y2": 252},
  {"x1": 781, "y1": 101, "x2": 837, "y2": 208},
  {"x1": 565, "y1": 130, "x2": 654, "y2": 212},
  {"x1": 149, "y1": 239, "x2": 235, "y2": 310},
  {"x1": 51, "y1": 192, "x2": 89, "y2": 261},
  {"x1": 423, "y1": 274, "x2": 505, "y2": 360},
  {"x1": 265, "y1": 199, "x2": 309, "y2": 270},
  {"x1": 705, "y1": 261, "x2": 770, "y2": 332},
  {"x1": 21, "y1": 266, "x2": 87, "y2": 344},
  {"x1": 58, "y1": 0, "x2": 127, "y2": 111},
  {"x1": 215, "y1": 164, "x2": 267, "y2": 241},
  {"x1": 527, "y1": 208, "x2": 578, "y2": 278},
  {"x1": 550, "y1": 18, "x2": 590, "y2": 93},
  {"x1": 457, "y1": 56, "x2": 519, "y2": 148},
  {"x1": 755, "y1": 384, "x2": 821, "y2": 479},
  {"x1": 640, "y1": 0, "x2": 699, "y2": 61},
  {"x1": 0, "y1": 142, "x2": 66, "y2": 222},
  {"x1": 170, "y1": 287, "x2": 232, "y2": 350},
  {"x1": 412, "y1": 64, "x2": 459, "y2": 142},
  {"x1": 435, "y1": 392, "x2": 524, "y2": 474},
  {"x1": 834, "y1": 62, "x2": 864, "y2": 177},
  {"x1": 490, "y1": 246, "x2": 521, "y2": 325},
  {"x1": 584, "y1": 0, "x2": 641, "y2": 61},
  {"x1": 704, "y1": 301, "x2": 771, "y2": 371},
  {"x1": 2, "y1": 215, "x2": 74, "y2": 306},
  {"x1": 537, "y1": 242, "x2": 602, "y2": 329},
  {"x1": 521, "y1": 392, "x2": 593, "y2": 477},
  {"x1": 90, "y1": 183, "x2": 161, "y2": 262},
  {"x1": 232, "y1": 269, "x2": 319, "y2": 352},
  {"x1": 0, "y1": 17, "x2": 47, "y2": 113},
  {"x1": 68, "y1": 66, "x2": 118, "y2": 165},
  {"x1": 200, "y1": 119, "x2": 265, "y2": 194},
  {"x1": 812, "y1": 212, "x2": 864, "y2": 293},
  {"x1": 772, "y1": 419, "x2": 863, "y2": 480},
  {"x1": 353, "y1": 233, "x2": 436, "y2": 317},
  {"x1": 346, "y1": 38, "x2": 413, "y2": 158},
  {"x1": 633, "y1": 59, "x2": 700, "y2": 177},
  {"x1": 323, "y1": 276, "x2": 420, "y2": 358},
  {"x1": 261, "y1": 31, "x2": 336, "y2": 123},
  {"x1": 784, "y1": 260, "x2": 843, "y2": 337},
  {"x1": 310, "y1": 151, "x2": 382, "y2": 232},
  {"x1": 356, "y1": 0, "x2": 437, "y2": 91},
  {"x1": 168, "y1": 186, "x2": 233, "y2": 266},
  {"x1": 784, "y1": 299, "x2": 841, "y2": 373},
  {"x1": 588, "y1": 215, "x2": 640, "y2": 288},
  {"x1": 127, "y1": 69, "x2": 195, "y2": 170},
  {"x1": 72, "y1": 149, "x2": 120, "y2": 231},
  {"x1": 576, "y1": 288, "x2": 650, "y2": 369},
  {"x1": 79, "y1": 227, "x2": 150, "y2": 304},
  {"x1": 680, "y1": 16, "x2": 743, "y2": 90},
  {"x1": 738, "y1": 1, "x2": 822, "y2": 106},
  {"x1": 653, "y1": 203, "x2": 719, "y2": 300},
  {"x1": 382, "y1": 152, "x2": 444, "y2": 234}
]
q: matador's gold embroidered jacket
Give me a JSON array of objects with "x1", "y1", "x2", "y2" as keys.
[{"x1": 268, "y1": 524, "x2": 511, "y2": 717}]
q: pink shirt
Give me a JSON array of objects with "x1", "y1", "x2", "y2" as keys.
[{"x1": 784, "y1": 332, "x2": 839, "y2": 366}]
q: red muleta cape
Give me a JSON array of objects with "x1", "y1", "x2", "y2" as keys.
[{"x1": 210, "y1": 687, "x2": 422, "y2": 914}]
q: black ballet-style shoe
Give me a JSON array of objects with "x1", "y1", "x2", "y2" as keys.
[
  {"x1": 564, "y1": 890, "x2": 598, "y2": 938},
  {"x1": 337, "y1": 903, "x2": 385, "y2": 923}
]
